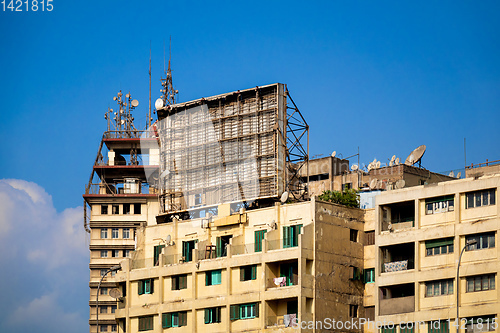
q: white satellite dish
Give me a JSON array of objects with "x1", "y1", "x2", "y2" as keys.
[
  {"x1": 395, "y1": 158, "x2": 400, "y2": 165},
  {"x1": 395, "y1": 179, "x2": 406, "y2": 189},
  {"x1": 331, "y1": 151, "x2": 336, "y2": 158},
  {"x1": 351, "y1": 164, "x2": 359, "y2": 171},
  {"x1": 456, "y1": 172, "x2": 461, "y2": 178},
  {"x1": 389, "y1": 160, "x2": 394, "y2": 167},
  {"x1": 166, "y1": 235, "x2": 171, "y2": 243},
  {"x1": 155, "y1": 98, "x2": 164, "y2": 110},
  {"x1": 391, "y1": 155, "x2": 396, "y2": 162},
  {"x1": 109, "y1": 288, "x2": 123, "y2": 299},
  {"x1": 369, "y1": 179, "x2": 377, "y2": 190},
  {"x1": 376, "y1": 161, "x2": 381, "y2": 169},
  {"x1": 160, "y1": 169, "x2": 170, "y2": 178},
  {"x1": 131, "y1": 99, "x2": 139, "y2": 107},
  {"x1": 405, "y1": 145, "x2": 426, "y2": 166},
  {"x1": 448, "y1": 171, "x2": 454, "y2": 177},
  {"x1": 280, "y1": 191, "x2": 289, "y2": 203}
]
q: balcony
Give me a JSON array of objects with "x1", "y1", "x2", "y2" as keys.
[
  {"x1": 266, "y1": 298, "x2": 298, "y2": 329},
  {"x1": 379, "y1": 283, "x2": 415, "y2": 315},
  {"x1": 267, "y1": 261, "x2": 299, "y2": 289},
  {"x1": 381, "y1": 243, "x2": 414, "y2": 272},
  {"x1": 381, "y1": 200, "x2": 415, "y2": 232}
]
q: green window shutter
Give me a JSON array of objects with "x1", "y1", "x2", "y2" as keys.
[
  {"x1": 240, "y1": 267, "x2": 245, "y2": 281},
  {"x1": 204, "y1": 308, "x2": 210, "y2": 324},
  {"x1": 425, "y1": 238, "x2": 454, "y2": 249},
  {"x1": 254, "y1": 230, "x2": 266, "y2": 252},
  {"x1": 181, "y1": 275, "x2": 187, "y2": 289},
  {"x1": 216, "y1": 307, "x2": 221, "y2": 323},
  {"x1": 138, "y1": 281, "x2": 144, "y2": 295},
  {"x1": 251, "y1": 265, "x2": 257, "y2": 280},
  {"x1": 214, "y1": 270, "x2": 221, "y2": 284},
  {"x1": 230, "y1": 305, "x2": 239, "y2": 321},
  {"x1": 283, "y1": 226, "x2": 290, "y2": 248},
  {"x1": 166, "y1": 313, "x2": 172, "y2": 328},
  {"x1": 216, "y1": 237, "x2": 222, "y2": 257},
  {"x1": 162, "y1": 314, "x2": 168, "y2": 329},
  {"x1": 150, "y1": 279, "x2": 154, "y2": 294},
  {"x1": 254, "y1": 303, "x2": 259, "y2": 318},
  {"x1": 296, "y1": 224, "x2": 303, "y2": 246},
  {"x1": 206, "y1": 272, "x2": 210, "y2": 286}
]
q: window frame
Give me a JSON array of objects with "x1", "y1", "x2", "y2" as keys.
[
  {"x1": 466, "y1": 274, "x2": 495, "y2": 293},
  {"x1": 425, "y1": 279, "x2": 454, "y2": 297},
  {"x1": 100, "y1": 228, "x2": 108, "y2": 239},
  {"x1": 101, "y1": 205, "x2": 108, "y2": 215},
  {"x1": 171, "y1": 274, "x2": 188, "y2": 290},
  {"x1": 123, "y1": 228, "x2": 130, "y2": 239},
  {"x1": 466, "y1": 233, "x2": 495, "y2": 251},
  {"x1": 466, "y1": 189, "x2": 496, "y2": 209},
  {"x1": 138, "y1": 279, "x2": 154, "y2": 295},
  {"x1": 240, "y1": 265, "x2": 257, "y2": 281},
  {"x1": 204, "y1": 307, "x2": 222, "y2": 324},
  {"x1": 206, "y1": 270, "x2": 222, "y2": 286},
  {"x1": 138, "y1": 315, "x2": 154, "y2": 331},
  {"x1": 111, "y1": 228, "x2": 119, "y2": 239},
  {"x1": 425, "y1": 195, "x2": 455, "y2": 215}
]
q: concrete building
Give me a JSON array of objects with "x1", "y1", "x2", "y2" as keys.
[
  {"x1": 372, "y1": 173, "x2": 499, "y2": 333},
  {"x1": 113, "y1": 197, "x2": 370, "y2": 332},
  {"x1": 83, "y1": 91, "x2": 160, "y2": 333}
]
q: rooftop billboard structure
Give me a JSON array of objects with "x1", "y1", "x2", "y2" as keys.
[{"x1": 155, "y1": 83, "x2": 308, "y2": 219}]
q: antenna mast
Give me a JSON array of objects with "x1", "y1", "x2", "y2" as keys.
[
  {"x1": 160, "y1": 36, "x2": 178, "y2": 106},
  {"x1": 149, "y1": 43, "x2": 152, "y2": 128}
]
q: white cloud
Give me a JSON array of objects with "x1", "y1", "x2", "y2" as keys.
[
  {"x1": 0, "y1": 179, "x2": 88, "y2": 333},
  {"x1": 8, "y1": 293, "x2": 86, "y2": 333}
]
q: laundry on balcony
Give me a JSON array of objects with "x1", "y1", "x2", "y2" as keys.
[
  {"x1": 274, "y1": 277, "x2": 286, "y2": 287},
  {"x1": 383, "y1": 260, "x2": 408, "y2": 272}
]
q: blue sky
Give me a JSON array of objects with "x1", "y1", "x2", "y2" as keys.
[{"x1": 0, "y1": 1, "x2": 499, "y2": 332}]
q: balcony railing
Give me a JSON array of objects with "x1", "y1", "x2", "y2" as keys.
[
  {"x1": 85, "y1": 182, "x2": 156, "y2": 195},
  {"x1": 379, "y1": 295, "x2": 415, "y2": 315},
  {"x1": 231, "y1": 243, "x2": 256, "y2": 255},
  {"x1": 266, "y1": 314, "x2": 298, "y2": 328},
  {"x1": 103, "y1": 130, "x2": 157, "y2": 139},
  {"x1": 268, "y1": 275, "x2": 299, "y2": 288},
  {"x1": 382, "y1": 260, "x2": 409, "y2": 273}
]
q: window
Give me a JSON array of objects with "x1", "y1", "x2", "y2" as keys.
[
  {"x1": 123, "y1": 228, "x2": 130, "y2": 239},
  {"x1": 240, "y1": 265, "x2": 257, "y2": 281},
  {"x1": 162, "y1": 312, "x2": 187, "y2": 328},
  {"x1": 111, "y1": 305, "x2": 116, "y2": 314},
  {"x1": 254, "y1": 229, "x2": 267, "y2": 252},
  {"x1": 280, "y1": 263, "x2": 298, "y2": 286},
  {"x1": 364, "y1": 268, "x2": 375, "y2": 283},
  {"x1": 365, "y1": 231, "x2": 375, "y2": 245},
  {"x1": 204, "y1": 307, "x2": 221, "y2": 324},
  {"x1": 138, "y1": 279, "x2": 154, "y2": 295},
  {"x1": 154, "y1": 244, "x2": 165, "y2": 266},
  {"x1": 111, "y1": 325, "x2": 117, "y2": 332},
  {"x1": 123, "y1": 203, "x2": 130, "y2": 214},
  {"x1": 466, "y1": 233, "x2": 495, "y2": 251},
  {"x1": 465, "y1": 316, "x2": 497, "y2": 333},
  {"x1": 138, "y1": 315, "x2": 154, "y2": 331},
  {"x1": 171, "y1": 274, "x2": 187, "y2": 290},
  {"x1": 425, "y1": 238, "x2": 454, "y2": 256},
  {"x1": 342, "y1": 183, "x2": 352, "y2": 191},
  {"x1": 230, "y1": 303, "x2": 259, "y2": 320},
  {"x1": 100, "y1": 250, "x2": 108, "y2": 258},
  {"x1": 425, "y1": 280, "x2": 454, "y2": 297},
  {"x1": 381, "y1": 327, "x2": 396, "y2": 333},
  {"x1": 283, "y1": 224, "x2": 302, "y2": 248},
  {"x1": 216, "y1": 235, "x2": 232, "y2": 257},
  {"x1": 100, "y1": 269, "x2": 107, "y2": 277},
  {"x1": 206, "y1": 270, "x2": 222, "y2": 286},
  {"x1": 466, "y1": 189, "x2": 496, "y2": 209},
  {"x1": 429, "y1": 320, "x2": 449, "y2": 333},
  {"x1": 425, "y1": 195, "x2": 454, "y2": 214},
  {"x1": 111, "y1": 249, "x2": 120, "y2": 258},
  {"x1": 101, "y1": 228, "x2": 108, "y2": 239},
  {"x1": 112, "y1": 204, "x2": 119, "y2": 214},
  {"x1": 195, "y1": 193, "x2": 202, "y2": 206},
  {"x1": 100, "y1": 306, "x2": 107, "y2": 314},
  {"x1": 100, "y1": 325, "x2": 108, "y2": 332},
  {"x1": 349, "y1": 304, "x2": 358, "y2": 318},
  {"x1": 100, "y1": 287, "x2": 108, "y2": 295},
  {"x1": 400, "y1": 326, "x2": 414, "y2": 333},
  {"x1": 182, "y1": 240, "x2": 197, "y2": 262},
  {"x1": 349, "y1": 266, "x2": 361, "y2": 280},
  {"x1": 466, "y1": 274, "x2": 495, "y2": 292},
  {"x1": 350, "y1": 229, "x2": 358, "y2": 242},
  {"x1": 111, "y1": 228, "x2": 119, "y2": 239},
  {"x1": 101, "y1": 205, "x2": 108, "y2": 215},
  {"x1": 134, "y1": 203, "x2": 141, "y2": 214},
  {"x1": 124, "y1": 250, "x2": 131, "y2": 258}
]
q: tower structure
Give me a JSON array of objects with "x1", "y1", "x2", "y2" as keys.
[{"x1": 84, "y1": 91, "x2": 160, "y2": 333}]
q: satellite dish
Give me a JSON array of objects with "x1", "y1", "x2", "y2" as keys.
[
  {"x1": 155, "y1": 98, "x2": 164, "y2": 110},
  {"x1": 448, "y1": 171, "x2": 454, "y2": 177},
  {"x1": 389, "y1": 160, "x2": 394, "y2": 167},
  {"x1": 456, "y1": 172, "x2": 461, "y2": 178},
  {"x1": 351, "y1": 164, "x2": 359, "y2": 171},
  {"x1": 376, "y1": 161, "x2": 381, "y2": 169},
  {"x1": 395, "y1": 158, "x2": 400, "y2": 165},
  {"x1": 391, "y1": 155, "x2": 396, "y2": 162},
  {"x1": 395, "y1": 180, "x2": 402, "y2": 189},
  {"x1": 166, "y1": 235, "x2": 171, "y2": 243},
  {"x1": 160, "y1": 169, "x2": 170, "y2": 178},
  {"x1": 125, "y1": 93, "x2": 130, "y2": 98},
  {"x1": 405, "y1": 145, "x2": 426, "y2": 166},
  {"x1": 131, "y1": 99, "x2": 139, "y2": 107},
  {"x1": 331, "y1": 151, "x2": 336, "y2": 158},
  {"x1": 369, "y1": 179, "x2": 377, "y2": 190},
  {"x1": 280, "y1": 191, "x2": 289, "y2": 203},
  {"x1": 109, "y1": 288, "x2": 123, "y2": 299}
]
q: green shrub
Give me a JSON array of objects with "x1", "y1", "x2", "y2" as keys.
[{"x1": 318, "y1": 189, "x2": 359, "y2": 208}]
